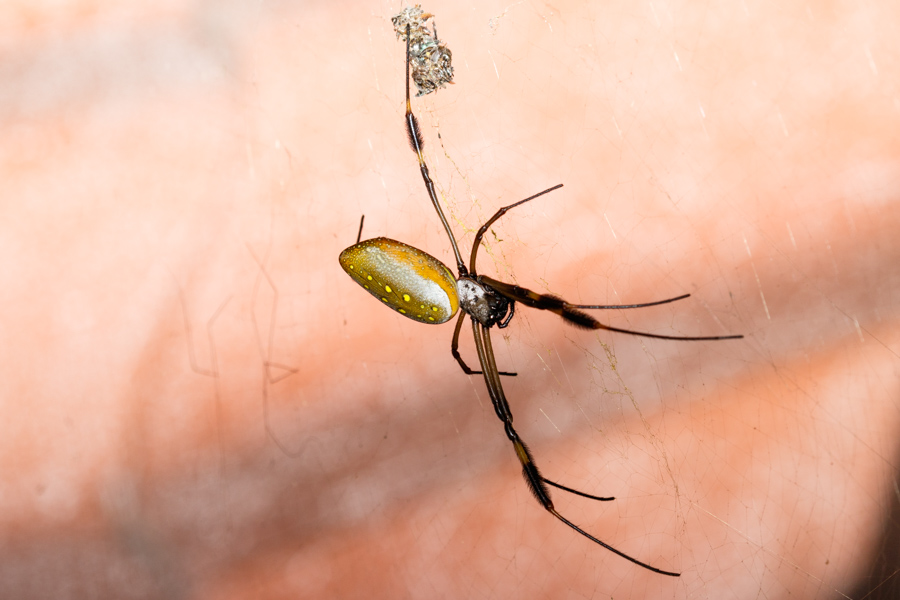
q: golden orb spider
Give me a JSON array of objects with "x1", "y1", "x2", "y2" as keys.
[{"x1": 339, "y1": 21, "x2": 743, "y2": 577}]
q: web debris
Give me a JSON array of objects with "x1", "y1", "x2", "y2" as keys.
[{"x1": 392, "y1": 5, "x2": 454, "y2": 96}]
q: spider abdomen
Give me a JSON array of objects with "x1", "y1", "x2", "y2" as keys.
[{"x1": 339, "y1": 237, "x2": 459, "y2": 324}]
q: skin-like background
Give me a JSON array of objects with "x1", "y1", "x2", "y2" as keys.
[{"x1": 3, "y1": 0, "x2": 899, "y2": 598}]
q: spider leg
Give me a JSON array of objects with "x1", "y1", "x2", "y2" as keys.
[
  {"x1": 543, "y1": 478, "x2": 614, "y2": 502},
  {"x1": 569, "y1": 293, "x2": 692, "y2": 310},
  {"x1": 355, "y1": 214, "x2": 365, "y2": 244},
  {"x1": 480, "y1": 275, "x2": 743, "y2": 341},
  {"x1": 470, "y1": 319, "x2": 680, "y2": 576},
  {"x1": 469, "y1": 184, "x2": 563, "y2": 273},
  {"x1": 403, "y1": 24, "x2": 466, "y2": 274},
  {"x1": 451, "y1": 312, "x2": 516, "y2": 376}
]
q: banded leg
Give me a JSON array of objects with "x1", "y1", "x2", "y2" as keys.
[
  {"x1": 402, "y1": 24, "x2": 465, "y2": 273},
  {"x1": 480, "y1": 275, "x2": 743, "y2": 342},
  {"x1": 469, "y1": 318, "x2": 679, "y2": 576}
]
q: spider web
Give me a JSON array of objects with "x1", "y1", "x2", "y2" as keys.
[{"x1": 2, "y1": 0, "x2": 899, "y2": 599}]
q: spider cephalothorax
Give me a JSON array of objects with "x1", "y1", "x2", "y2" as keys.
[{"x1": 456, "y1": 276, "x2": 512, "y2": 328}]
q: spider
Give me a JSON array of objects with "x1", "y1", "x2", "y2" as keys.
[{"x1": 338, "y1": 22, "x2": 743, "y2": 577}]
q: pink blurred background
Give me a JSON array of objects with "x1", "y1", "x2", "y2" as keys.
[{"x1": 3, "y1": 0, "x2": 900, "y2": 598}]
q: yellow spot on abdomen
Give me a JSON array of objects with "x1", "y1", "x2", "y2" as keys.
[
  {"x1": 385, "y1": 285, "x2": 392, "y2": 293},
  {"x1": 403, "y1": 294, "x2": 411, "y2": 302}
]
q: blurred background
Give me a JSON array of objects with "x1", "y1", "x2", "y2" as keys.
[{"x1": 2, "y1": 0, "x2": 899, "y2": 598}]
